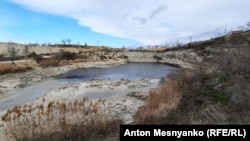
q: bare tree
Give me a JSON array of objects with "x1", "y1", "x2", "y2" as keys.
[
  {"x1": 23, "y1": 45, "x2": 30, "y2": 64},
  {"x1": 61, "y1": 39, "x2": 66, "y2": 45},
  {"x1": 8, "y1": 43, "x2": 18, "y2": 64},
  {"x1": 66, "y1": 39, "x2": 71, "y2": 45}
]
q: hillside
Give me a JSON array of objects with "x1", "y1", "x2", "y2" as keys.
[
  {"x1": 0, "y1": 42, "x2": 124, "y2": 61},
  {"x1": 136, "y1": 30, "x2": 250, "y2": 124}
]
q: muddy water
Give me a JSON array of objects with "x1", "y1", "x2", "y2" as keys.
[{"x1": 58, "y1": 62, "x2": 178, "y2": 81}]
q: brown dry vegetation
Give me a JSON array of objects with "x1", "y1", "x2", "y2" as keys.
[
  {"x1": 0, "y1": 64, "x2": 30, "y2": 75},
  {"x1": 38, "y1": 58, "x2": 59, "y2": 67},
  {"x1": 135, "y1": 74, "x2": 182, "y2": 124},
  {"x1": 136, "y1": 46, "x2": 250, "y2": 124},
  {"x1": 2, "y1": 98, "x2": 121, "y2": 141}
]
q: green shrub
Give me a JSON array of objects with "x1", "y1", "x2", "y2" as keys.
[{"x1": 212, "y1": 91, "x2": 230, "y2": 103}]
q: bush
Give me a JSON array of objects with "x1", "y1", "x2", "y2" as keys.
[
  {"x1": 212, "y1": 91, "x2": 230, "y2": 103},
  {"x1": 136, "y1": 73, "x2": 182, "y2": 124},
  {"x1": 135, "y1": 67, "x2": 232, "y2": 124},
  {"x1": 216, "y1": 46, "x2": 250, "y2": 123},
  {"x1": 39, "y1": 59, "x2": 59, "y2": 67},
  {"x1": 136, "y1": 46, "x2": 250, "y2": 124},
  {"x1": 0, "y1": 64, "x2": 28, "y2": 75},
  {"x1": 56, "y1": 51, "x2": 77, "y2": 60}
]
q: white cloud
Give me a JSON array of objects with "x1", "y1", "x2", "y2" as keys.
[{"x1": 9, "y1": 0, "x2": 250, "y2": 45}]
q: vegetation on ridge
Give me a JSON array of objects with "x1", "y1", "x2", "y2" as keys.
[{"x1": 136, "y1": 38, "x2": 250, "y2": 124}]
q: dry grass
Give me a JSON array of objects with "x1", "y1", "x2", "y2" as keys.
[
  {"x1": 59, "y1": 58, "x2": 91, "y2": 64},
  {"x1": 0, "y1": 64, "x2": 28, "y2": 75},
  {"x1": 136, "y1": 46, "x2": 250, "y2": 124},
  {"x1": 136, "y1": 74, "x2": 182, "y2": 124},
  {"x1": 144, "y1": 47, "x2": 167, "y2": 52},
  {"x1": 136, "y1": 69, "x2": 228, "y2": 124},
  {"x1": 2, "y1": 97, "x2": 121, "y2": 141},
  {"x1": 216, "y1": 46, "x2": 250, "y2": 123},
  {"x1": 39, "y1": 58, "x2": 59, "y2": 67}
]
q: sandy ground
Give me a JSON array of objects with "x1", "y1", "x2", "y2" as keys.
[
  {"x1": 27, "y1": 78, "x2": 158, "y2": 124},
  {"x1": 0, "y1": 59, "x2": 159, "y2": 140}
]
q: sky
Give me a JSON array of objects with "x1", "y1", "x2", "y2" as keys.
[{"x1": 0, "y1": 0, "x2": 250, "y2": 48}]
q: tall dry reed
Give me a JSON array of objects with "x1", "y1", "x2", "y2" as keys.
[{"x1": 2, "y1": 97, "x2": 120, "y2": 141}]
